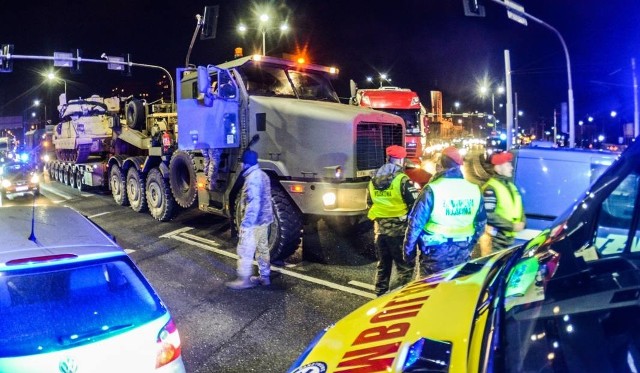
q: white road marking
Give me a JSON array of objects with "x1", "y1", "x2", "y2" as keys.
[
  {"x1": 88, "y1": 211, "x2": 116, "y2": 219},
  {"x1": 348, "y1": 280, "x2": 376, "y2": 291},
  {"x1": 40, "y1": 183, "x2": 74, "y2": 200},
  {"x1": 180, "y1": 232, "x2": 220, "y2": 247},
  {"x1": 168, "y1": 232, "x2": 376, "y2": 299},
  {"x1": 159, "y1": 227, "x2": 194, "y2": 238}
]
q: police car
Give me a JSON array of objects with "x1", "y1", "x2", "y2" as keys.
[
  {"x1": 0, "y1": 206, "x2": 185, "y2": 372},
  {"x1": 289, "y1": 137, "x2": 640, "y2": 372}
]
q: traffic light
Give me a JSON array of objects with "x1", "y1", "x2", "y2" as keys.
[
  {"x1": 463, "y1": 0, "x2": 485, "y2": 17},
  {"x1": 0, "y1": 44, "x2": 14, "y2": 73}
]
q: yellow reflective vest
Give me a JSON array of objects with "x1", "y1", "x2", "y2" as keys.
[
  {"x1": 482, "y1": 177, "x2": 523, "y2": 237},
  {"x1": 368, "y1": 173, "x2": 409, "y2": 219},
  {"x1": 424, "y1": 178, "x2": 481, "y2": 239}
]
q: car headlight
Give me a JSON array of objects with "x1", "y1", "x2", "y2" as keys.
[
  {"x1": 31, "y1": 174, "x2": 40, "y2": 184},
  {"x1": 2, "y1": 179, "x2": 11, "y2": 188}
]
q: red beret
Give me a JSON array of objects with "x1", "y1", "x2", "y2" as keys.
[
  {"x1": 491, "y1": 151, "x2": 513, "y2": 165},
  {"x1": 441, "y1": 146, "x2": 463, "y2": 165},
  {"x1": 386, "y1": 145, "x2": 407, "y2": 159}
]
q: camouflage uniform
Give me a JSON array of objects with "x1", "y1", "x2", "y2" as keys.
[
  {"x1": 236, "y1": 164, "x2": 274, "y2": 279},
  {"x1": 404, "y1": 168, "x2": 487, "y2": 277},
  {"x1": 368, "y1": 163, "x2": 418, "y2": 296},
  {"x1": 203, "y1": 148, "x2": 222, "y2": 191}
]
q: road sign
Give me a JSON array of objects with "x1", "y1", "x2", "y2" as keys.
[
  {"x1": 105, "y1": 55, "x2": 125, "y2": 71},
  {"x1": 54, "y1": 52, "x2": 73, "y2": 67},
  {"x1": 505, "y1": 0, "x2": 528, "y2": 26}
]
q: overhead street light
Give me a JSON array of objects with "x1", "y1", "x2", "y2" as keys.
[
  {"x1": 238, "y1": 13, "x2": 290, "y2": 56},
  {"x1": 46, "y1": 71, "x2": 67, "y2": 97}
]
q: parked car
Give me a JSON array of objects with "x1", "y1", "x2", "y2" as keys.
[
  {"x1": 0, "y1": 161, "x2": 39, "y2": 199},
  {"x1": 289, "y1": 137, "x2": 640, "y2": 372},
  {"x1": 0, "y1": 206, "x2": 185, "y2": 372}
]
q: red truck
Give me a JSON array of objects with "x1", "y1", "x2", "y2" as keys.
[{"x1": 351, "y1": 86, "x2": 426, "y2": 162}]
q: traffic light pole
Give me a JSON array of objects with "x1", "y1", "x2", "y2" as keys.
[{"x1": 489, "y1": 0, "x2": 575, "y2": 148}]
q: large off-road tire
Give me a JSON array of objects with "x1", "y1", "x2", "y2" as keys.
[
  {"x1": 169, "y1": 151, "x2": 197, "y2": 209},
  {"x1": 145, "y1": 168, "x2": 175, "y2": 221},
  {"x1": 126, "y1": 99, "x2": 145, "y2": 130},
  {"x1": 126, "y1": 167, "x2": 147, "y2": 213},
  {"x1": 110, "y1": 164, "x2": 129, "y2": 206},
  {"x1": 234, "y1": 185, "x2": 303, "y2": 262}
]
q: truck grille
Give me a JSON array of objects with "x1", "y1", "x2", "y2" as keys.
[{"x1": 356, "y1": 122, "x2": 404, "y2": 171}]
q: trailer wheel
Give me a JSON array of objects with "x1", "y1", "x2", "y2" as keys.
[
  {"x1": 110, "y1": 164, "x2": 129, "y2": 206},
  {"x1": 69, "y1": 167, "x2": 77, "y2": 189},
  {"x1": 169, "y1": 151, "x2": 197, "y2": 209},
  {"x1": 233, "y1": 185, "x2": 302, "y2": 262},
  {"x1": 145, "y1": 168, "x2": 175, "y2": 221},
  {"x1": 55, "y1": 165, "x2": 61, "y2": 182},
  {"x1": 63, "y1": 167, "x2": 70, "y2": 185},
  {"x1": 126, "y1": 99, "x2": 145, "y2": 130},
  {"x1": 127, "y1": 167, "x2": 147, "y2": 213},
  {"x1": 75, "y1": 168, "x2": 84, "y2": 191},
  {"x1": 48, "y1": 164, "x2": 55, "y2": 180}
]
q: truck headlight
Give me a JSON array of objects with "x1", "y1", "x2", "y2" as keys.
[
  {"x1": 2, "y1": 179, "x2": 11, "y2": 188},
  {"x1": 43, "y1": 154, "x2": 50, "y2": 162},
  {"x1": 322, "y1": 191, "x2": 337, "y2": 207}
]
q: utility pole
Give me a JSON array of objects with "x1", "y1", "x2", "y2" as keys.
[
  {"x1": 505, "y1": 49, "x2": 513, "y2": 150},
  {"x1": 633, "y1": 58, "x2": 639, "y2": 138}
]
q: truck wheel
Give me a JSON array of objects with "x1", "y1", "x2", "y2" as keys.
[
  {"x1": 234, "y1": 185, "x2": 302, "y2": 262},
  {"x1": 75, "y1": 168, "x2": 84, "y2": 191},
  {"x1": 126, "y1": 99, "x2": 145, "y2": 130},
  {"x1": 169, "y1": 151, "x2": 197, "y2": 209},
  {"x1": 146, "y1": 168, "x2": 175, "y2": 221},
  {"x1": 127, "y1": 168, "x2": 147, "y2": 213},
  {"x1": 110, "y1": 164, "x2": 129, "y2": 206},
  {"x1": 63, "y1": 167, "x2": 70, "y2": 185},
  {"x1": 69, "y1": 167, "x2": 77, "y2": 189}
]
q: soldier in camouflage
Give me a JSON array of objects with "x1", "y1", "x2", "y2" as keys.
[
  {"x1": 367, "y1": 145, "x2": 418, "y2": 296},
  {"x1": 404, "y1": 147, "x2": 487, "y2": 277}
]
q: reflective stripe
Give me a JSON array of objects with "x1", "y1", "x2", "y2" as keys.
[
  {"x1": 424, "y1": 178, "x2": 481, "y2": 239},
  {"x1": 368, "y1": 173, "x2": 409, "y2": 219}
]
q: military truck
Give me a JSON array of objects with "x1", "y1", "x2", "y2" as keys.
[{"x1": 46, "y1": 54, "x2": 404, "y2": 261}]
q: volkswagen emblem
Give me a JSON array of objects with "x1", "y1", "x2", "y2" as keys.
[{"x1": 59, "y1": 357, "x2": 79, "y2": 373}]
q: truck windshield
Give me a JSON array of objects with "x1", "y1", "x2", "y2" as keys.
[
  {"x1": 383, "y1": 109, "x2": 421, "y2": 135},
  {"x1": 239, "y1": 63, "x2": 340, "y2": 103}
]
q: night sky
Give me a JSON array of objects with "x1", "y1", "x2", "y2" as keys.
[{"x1": 1, "y1": 0, "x2": 639, "y2": 137}]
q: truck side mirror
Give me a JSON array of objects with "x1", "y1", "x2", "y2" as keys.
[{"x1": 197, "y1": 66, "x2": 211, "y2": 95}]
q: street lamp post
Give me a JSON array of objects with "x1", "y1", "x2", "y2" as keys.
[
  {"x1": 46, "y1": 72, "x2": 67, "y2": 97},
  {"x1": 238, "y1": 14, "x2": 289, "y2": 56}
]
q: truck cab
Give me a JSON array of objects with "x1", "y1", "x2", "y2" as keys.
[{"x1": 176, "y1": 55, "x2": 405, "y2": 260}]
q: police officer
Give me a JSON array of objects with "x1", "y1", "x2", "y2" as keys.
[
  {"x1": 480, "y1": 151, "x2": 525, "y2": 255},
  {"x1": 368, "y1": 145, "x2": 418, "y2": 296},
  {"x1": 403, "y1": 146, "x2": 487, "y2": 277}
]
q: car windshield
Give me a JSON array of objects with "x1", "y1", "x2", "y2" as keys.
[
  {"x1": 497, "y1": 154, "x2": 640, "y2": 372},
  {"x1": 239, "y1": 62, "x2": 340, "y2": 103},
  {"x1": 0, "y1": 256, "x2": 166, "y2": 357},
  {"x1": 1, "y1": 163, "x2": 30, "y2": 178}
]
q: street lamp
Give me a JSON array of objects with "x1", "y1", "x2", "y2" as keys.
[
  {"x1": 33, "y1": 99, "x2": 47, "y2": 124},
  {"x1": 46, "y1": 72, "x2": 67, "y2": 97},
  {"x1": 479, "y1": 84, "x2": 504, "y2": 131},
  {"x1": 238, "y1": 13, "x2": 290, "y2": 56}
]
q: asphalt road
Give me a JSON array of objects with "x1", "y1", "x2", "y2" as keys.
[{"x1": 12, "y1": 174, "x2": 396, "y2": 372}]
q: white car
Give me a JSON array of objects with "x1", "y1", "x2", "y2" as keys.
[{"x1": 0, "y1": 206, "x2": 185, "y2": 372}]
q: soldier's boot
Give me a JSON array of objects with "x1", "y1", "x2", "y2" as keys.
[
  {"x1": 250, "y1": 275, "x2": 271, "y2": 286},
  {"x1": 225, "y1": 276, "x2": 256, "y2": 290}
]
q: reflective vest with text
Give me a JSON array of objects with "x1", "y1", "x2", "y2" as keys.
[
  {"x1": 368, "y1": 173, "x2": 409, "y2": 220},
  {"x1": 424, "y1": 178, "x2": 481, "y2": 239}
]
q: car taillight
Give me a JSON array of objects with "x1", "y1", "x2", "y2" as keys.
[{"x1": 156, "y1": 319, "x2": 182, "y2": 368}]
